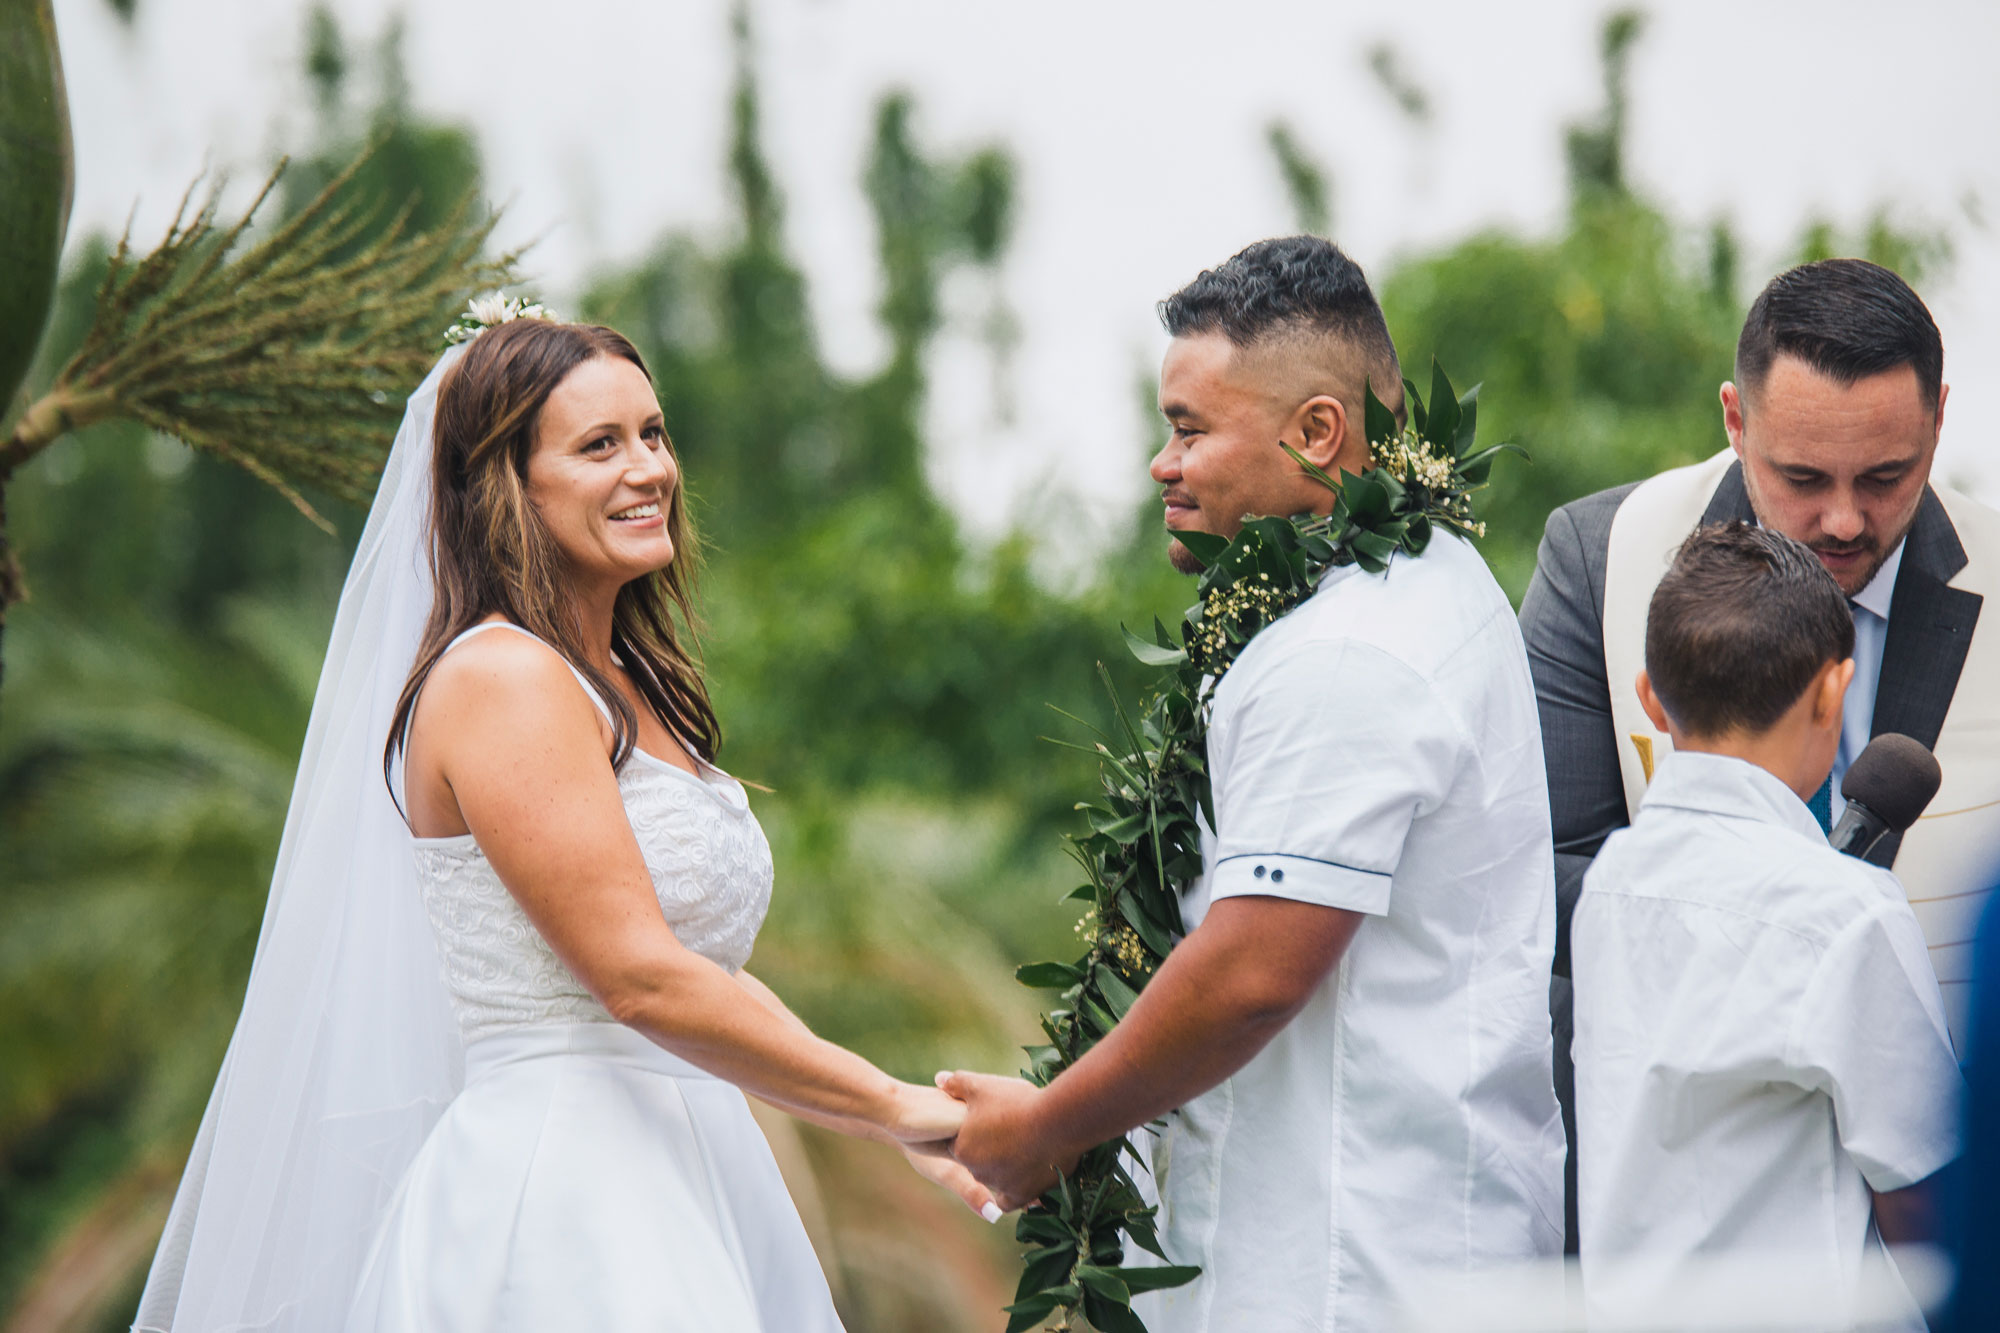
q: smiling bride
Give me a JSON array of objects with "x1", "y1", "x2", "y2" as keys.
[{"x1": 133, "y1": 311, "x2": 991, "y2": 1332}]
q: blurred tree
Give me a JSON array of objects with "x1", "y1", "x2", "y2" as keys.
[
  {"x1": 1565, "y1": 8, "x2": 1645, "y2": 202},
  {"x1": 0, "y1": 597, "x2": 321, "y2": 1328},
  {"x1": 1366, "y1": 41, "x2": 1433, "y2": 126},
  {"x1": 279, "y1": 11, "x2": 485, "y2": 258},
  {"x1": 1377, "y1": 7, "x2": 1950, "y2": 598},
  {"x1": 1266, "y1": 121, "x2": 1332, "y2": 236},
  {"x1": 303, "y1": 4, "x2": 346, "y2": 115}
]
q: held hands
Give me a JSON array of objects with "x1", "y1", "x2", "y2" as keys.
[
  {"x1": 880, "y1": 1081, "x2": 1004, "y2": 1222},
  {"x1": 880, "y1": 1079, "x2": 968, "y2": 1143},
  {"x1": 882, "y1": 1071, "x2": 1079, "y2": 1220},
  {"x1": 934, "y1": 1070, "x2": 1078, "y2": 1213},
  {"x1": 900, "y1": 1140, "x2": 1003, "y2": 1222}
]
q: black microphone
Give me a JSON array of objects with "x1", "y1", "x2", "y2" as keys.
[{"x1": 1828, "y1": 733, "x2": 1942, "y2": 863}]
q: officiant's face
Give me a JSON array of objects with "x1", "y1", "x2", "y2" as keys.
[
  {"x1": 526, "y1": 355, "x2": 680, "y2": 588},
  {"x1": 1722, "y1": 354, "x2": 1945, "y2": 597},
  {"x1": 1153, "y1": 333, "x2": 1334, "y2": 574}
]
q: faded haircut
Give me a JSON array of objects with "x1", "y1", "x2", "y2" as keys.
[{"x1": 1159, "y1": 235, "x2": 1403, "y2": 417}]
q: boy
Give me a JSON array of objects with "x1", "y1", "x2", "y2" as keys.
[{"x1": 1573, "y1": 522, "x2": 1961, "y2": 1328}]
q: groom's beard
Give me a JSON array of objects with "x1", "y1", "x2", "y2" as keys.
[{"x1": 1168, "y1": 536, "x2": 1204, "y2": 575}]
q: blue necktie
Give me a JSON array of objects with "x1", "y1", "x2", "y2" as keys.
[{"x1": 1808, "y1": 774, "x2": 1833, "y2": 834}]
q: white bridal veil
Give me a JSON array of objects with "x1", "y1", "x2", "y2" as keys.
[{"x1": 135, "y1": 348, "x2": 467, "y2": 1331}]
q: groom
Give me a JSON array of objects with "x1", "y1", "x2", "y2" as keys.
[{"x1": 945, "y1": 236, "x2": 1564, "y2": 1330}]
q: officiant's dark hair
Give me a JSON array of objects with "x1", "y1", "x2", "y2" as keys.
[
  {"x1": 1736, "y1": 259, "x2": 1943, "y2": 414},
  {"x1": 1159, "y1": 235, "x2": 1402, "y2": 417},
  {"x1": 1645, "y1": 522, "x2": 1854, "y2": 739},
  {"x1": 385, "y1": 319, "x2": 718, "y2": 797}
]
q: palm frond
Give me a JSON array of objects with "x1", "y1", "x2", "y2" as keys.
[{"x1": 3, "y1": 141, "x2": 518, "y2": 530}]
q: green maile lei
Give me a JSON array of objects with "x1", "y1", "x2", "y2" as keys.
[{"x1": 1004, "y1": 362, "x2": 1521, "y2": 1333}]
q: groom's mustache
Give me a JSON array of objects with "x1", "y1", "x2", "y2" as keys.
[{"x1": 1162, "y1": 489, "x2": 1197, "y2": 511}]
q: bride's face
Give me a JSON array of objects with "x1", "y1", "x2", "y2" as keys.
[{"x1": 525, "y1": 355, "x2": 679, "y2": 587}]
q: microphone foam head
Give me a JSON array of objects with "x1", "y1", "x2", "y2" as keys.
[{"x1": 1840, "y1": 733, "x2": 1942, "y2": 832}]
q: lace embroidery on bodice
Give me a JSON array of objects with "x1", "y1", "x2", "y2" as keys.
[{"x1": 412, "y1": 752, "x2": 774, "y2": 1043}]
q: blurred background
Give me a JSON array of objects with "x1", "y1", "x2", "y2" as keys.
[{"x1": 3, "y1": 1, "x2": 1995, "y2": 1329}]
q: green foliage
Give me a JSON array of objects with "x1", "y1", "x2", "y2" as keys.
[
  {"x1": 1380, "y1": 193, "x2": 1739, "y2": 595},
  {"x1": 1, "y1": 143, "x2": 507, "y2": 514},
  {"x1": 1376, "y1": 10, "x2": 1951, "y2": 602},
  {"x1": 10, "y1": 242, "x2": 360, "y2": 628},
  {"x1": 0, "y1": 597, "x2": 316, "y2": 1302},
  {"x1": 1266, "y1": 122, "x2": 1332, "y2": 236},
  {"x1": 303, "y1": 5, "x2": 346, "y2": 111},
  {"x1": 1564, "y1": 8, "x2": 1646, "y2": 200},
  {"x1": 0, "y1": 0, "x2": 72, "y2": 423},
  {"x1": 1365, "y1": 43, "x2": 1432, "y2": 126},
  {"x1": 281, "y1": 14, "x2": 484, "y2": 249}
]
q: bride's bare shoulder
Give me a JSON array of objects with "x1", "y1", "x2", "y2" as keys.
[{"x1": 415, "y1": 626, "x2": 601, "y2": 740}]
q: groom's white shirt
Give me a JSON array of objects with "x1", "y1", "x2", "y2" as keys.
[{"x1": 1135, "y1": 533, "x2": 1565, "y2": 1332}]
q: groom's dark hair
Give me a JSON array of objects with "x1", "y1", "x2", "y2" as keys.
[{"x1": 1159, "y1": 235, "x2": 1403, "y2": 419}]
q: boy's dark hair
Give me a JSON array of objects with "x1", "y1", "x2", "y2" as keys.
[
  {"x1": 1158, "y1": 235, "x2": 1399, "y2": 375},
  {"x1": 1645, "y1": 522, "x2": 1855, "y2": 738},
  {"x1": 1735, "y1": 258, "x2": 1943, "y2": 414}
]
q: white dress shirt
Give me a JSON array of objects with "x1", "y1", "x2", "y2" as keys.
[
  {"x1": 1832, "y1": 538, "x2": 1904, "y2": 820},
  {"x1": 1133, "y1": 533, "x2": 1565, "y2": 1333},
  {"x1": 1573, "y1": 750, "x2": 1961, "y2": 1331}
]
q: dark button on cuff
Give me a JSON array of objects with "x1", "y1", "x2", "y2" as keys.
[
  {"x1": 1253, "y1": 865, "x2": 1267, "y2": 878},
  {"x1": 1270, "y1": 868, "x2": 1285, "y2": 883}
]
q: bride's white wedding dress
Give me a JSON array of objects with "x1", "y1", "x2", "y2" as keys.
[{"x1": 345, "y1": 621, "x2": 845, "y2": 1331}]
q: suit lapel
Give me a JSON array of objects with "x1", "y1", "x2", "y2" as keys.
[
  {"x1": 1700, "y1": 461, "x2": 1755, "y2": 526},
  {"x1": 1698, "y1": 465, "x2": 1980, "y2": 868},
  {"x1": 1868, "y1": 488, "x2": 1982, "y2": 866}
]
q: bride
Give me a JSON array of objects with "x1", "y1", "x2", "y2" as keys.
[{"x1": 133, "y1": 309, "x2": 991, "y2": 1331}]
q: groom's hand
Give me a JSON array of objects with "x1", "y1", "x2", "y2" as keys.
[{"x1": 935, "y1": 1071, "x2": 1075, "y2": 1212}]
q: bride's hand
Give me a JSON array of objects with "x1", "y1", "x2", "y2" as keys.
[
  {"x1": 881, "y1": 1081, "x2": 966, "y2": 1143},
  {"x1": 900, "y1": 1140, "x2": 1004, "y2": 1222}
]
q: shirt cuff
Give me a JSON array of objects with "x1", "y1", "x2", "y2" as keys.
[{"x1": 1210, "y1": 852, "x2": 1393, "y2": 916}]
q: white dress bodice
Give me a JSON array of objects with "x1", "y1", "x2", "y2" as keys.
[{"x1": 407, "y1": 626, "x2": 774, "y2": 1043}]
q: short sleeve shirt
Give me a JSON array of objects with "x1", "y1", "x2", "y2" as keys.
[
  {"x1": 1134, "y1": 534, "x2": 1566, "y2": 1333},
  {"x1": 1573, "y1": 751, "x2": 1962, "y2": 1329}
]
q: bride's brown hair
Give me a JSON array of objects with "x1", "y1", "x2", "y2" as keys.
[{"x1": 385, "y1": 318, "x2": 718, "y2": 788}]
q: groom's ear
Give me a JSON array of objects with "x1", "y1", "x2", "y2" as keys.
[{"x1": 1293, "y1": 394, "x2": 1358, "y2": 475}]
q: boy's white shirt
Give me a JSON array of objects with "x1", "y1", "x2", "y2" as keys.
[
  {"x1": 1134, "y1": 533, "x2": 1565, "y2": 1333},
  {"x1": 1573, "y1": 749, "x2": 1962, "y2": 1331}
]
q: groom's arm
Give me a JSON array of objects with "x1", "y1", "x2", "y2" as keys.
[{"x1": 945, "y1": 894, "x2": 1360, "y2": 1210}]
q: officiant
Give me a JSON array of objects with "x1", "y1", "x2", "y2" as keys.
[{"x1": 1520, "y1": 257, "x2": 2000, "y2": 1252}]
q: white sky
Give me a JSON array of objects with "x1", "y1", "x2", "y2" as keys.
[{"x1": 53, "y1": 0, "x2": 2000, "y2": 549}]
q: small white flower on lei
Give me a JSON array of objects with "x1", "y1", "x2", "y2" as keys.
[{"x1": 442, "y1": 292, "x2": 559, "y2": 346}]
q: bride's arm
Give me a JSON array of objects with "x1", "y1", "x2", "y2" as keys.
[
  {"x1": 415, "y1": 633, "x2": 960, "y2": 1146},
  {"x1": 730, "y1": 970, "x2": 887, "y2": 1140},
  {"x1": 736, "y1": 970, "x2": 1001, "y2": 1220}
]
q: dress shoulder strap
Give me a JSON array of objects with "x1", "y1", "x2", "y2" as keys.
[{"x1": 438, "y1": 621, "x2": 616, "y2": 727}]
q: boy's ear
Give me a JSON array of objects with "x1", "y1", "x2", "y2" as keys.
[
  {"x1": 1814, "y1": 658, "x2": 1856, "y2": 728},
  {"x1": 1636, "y1": 670, "x2": 1672, "y2": 734}
]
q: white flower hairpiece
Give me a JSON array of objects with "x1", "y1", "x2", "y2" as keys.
[{"x1": 441, "y1": 292, "x2": 558, "y2": 346}]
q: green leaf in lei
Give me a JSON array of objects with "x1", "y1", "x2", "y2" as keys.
[{"x1": 1000, "y1": 360, "x2": 1521, "y2": 1332}]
